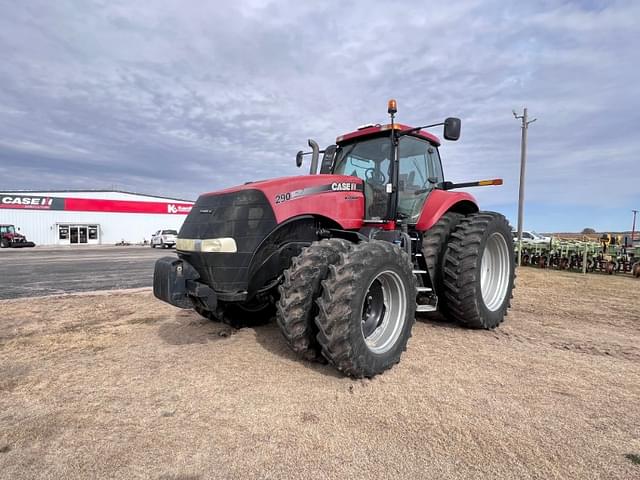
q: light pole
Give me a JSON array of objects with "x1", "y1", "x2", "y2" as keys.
[
  {"x1": 513, "y1": 108, "x2": 536, "y2": 267},
  {"x1": 632, "y1": 209, "x2": 638, "y2": 244}
]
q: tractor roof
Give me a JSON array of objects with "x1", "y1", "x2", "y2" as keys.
[{"x1": 337, "y1": 123, "x2": 441, "y2": 146}]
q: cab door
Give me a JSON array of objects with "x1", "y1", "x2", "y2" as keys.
[
  {"x1": 397, "y1": 136, "x2": 443, "y2": 223},
  {"x1": 332, "y1": 136, "x2": 392, "y2": 220}
]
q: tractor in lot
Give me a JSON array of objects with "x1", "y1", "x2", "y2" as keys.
[
  {"x1": 0, "y1": 224, "x2": 36, "y2": 248},
  {"x1": 154, "y1": 100, "x2": 515, "y2": 377}
]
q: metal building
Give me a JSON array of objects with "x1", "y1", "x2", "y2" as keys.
[{"x1": 0, "y1": 190, "x2": 194, "y2": 246}]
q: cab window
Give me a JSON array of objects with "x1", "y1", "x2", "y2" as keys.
[
  {"x1": 397, "y1": 136, "x2": 443, "y2": 222},
  {"x1": 333, "y1": 137, "x2": 392, "y2": 220}
]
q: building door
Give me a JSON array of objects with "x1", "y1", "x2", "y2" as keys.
[
  {"x1": 60, "y1": 224, "x2": 98, "y2": 245},
  {"x1": 69, "y1": 226, "x2": 89, "y2": 244}
]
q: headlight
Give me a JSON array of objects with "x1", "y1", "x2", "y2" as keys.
[{"x1": 176, "y1": 237, "x2": 237, "y2": 253}]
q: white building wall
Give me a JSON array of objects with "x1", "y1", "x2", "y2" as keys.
[
  {"x1": 0, "y1": 209, "x2": 188, "y2": 245},
  {"x1": 0, "y1": 191, "x2": 193, "y2": 246}
]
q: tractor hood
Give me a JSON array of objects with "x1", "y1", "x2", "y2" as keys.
[
  {"x1": 200, "y1": 175, "x2": 366, "y2": 230},
  {"x1": 177, "y1": 175, "x2": 365, "y2": 293}
]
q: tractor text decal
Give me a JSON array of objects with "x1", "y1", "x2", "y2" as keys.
[{"x1": 274, "y1": 183, "x2": 363, "y2": 204}]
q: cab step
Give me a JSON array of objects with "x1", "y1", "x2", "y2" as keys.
[
  {"x1": 416, "y1": 304, "x2": 437, "y2": 313},
  {"x1": 417, "y1": 286, "x2": 432, "y2": 293}
]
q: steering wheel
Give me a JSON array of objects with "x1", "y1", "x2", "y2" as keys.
[{"x1": 365, "y1": 168, "x2": 386, "y2": 185}]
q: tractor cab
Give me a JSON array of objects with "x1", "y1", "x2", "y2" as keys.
[
  {"x1": 0, "y1": 224, "x2": 17, "y2": 237},
  {"x1": 298, "y1": 99, "x2": 462, "y2": 226},
  {"x1": 331, "y1": 127, "x2": 445, "y2": 223}
]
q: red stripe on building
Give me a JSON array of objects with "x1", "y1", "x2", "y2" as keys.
[{"x1": 64, "y1": 198, "x2": 193, "y2": 214}]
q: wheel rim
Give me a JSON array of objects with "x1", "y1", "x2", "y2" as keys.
[
  {"x1": 480, "y1": 232, "x2": 511, "y2": 312},
  {"x1": 360, "y1": 270, "x2": 407, "y2": 354}
]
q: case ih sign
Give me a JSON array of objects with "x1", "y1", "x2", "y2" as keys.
[{"x1": 0, "y1": 195, "x2": 192, "y2": 215}]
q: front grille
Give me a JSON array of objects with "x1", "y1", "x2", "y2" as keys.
[{"x1": 178, "y1": 189, "x2": 277, "y2": 292}]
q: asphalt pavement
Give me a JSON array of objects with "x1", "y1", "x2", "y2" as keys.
[{"x1": 0, "y1": 246, "x2": 175, "y2": 299}]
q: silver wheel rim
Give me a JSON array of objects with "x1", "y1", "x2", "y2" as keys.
[
  {"x1": 480, "y1": 232, "x2": 511, "y2": 311},
  {"x1": 360, "y1": 270, "x2": 407, "y2": 354}
]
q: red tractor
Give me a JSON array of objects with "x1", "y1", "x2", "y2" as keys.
[
  {"x1": 154, "y1": 100, "x2": 515, "y2": 377},
  {"x1": 0, "y1": 224, "x2": 36, "y2": 248}
]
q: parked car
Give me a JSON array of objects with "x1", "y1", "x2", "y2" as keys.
[
  {"x1": 512, "y1": 230, "x2": 551, "y2": 245},
  {"x1": 151, "y1": 229, "x2": 177, "y2": 248}
]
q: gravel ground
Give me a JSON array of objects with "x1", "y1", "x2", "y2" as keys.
[{"x1": 0, "y1": 269, "x2": 638, "y2": 479}]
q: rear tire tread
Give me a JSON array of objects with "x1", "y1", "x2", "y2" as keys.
[
  {"x1": 442, "y1": 212, "x2": 515, "y2": 329},
  {"x1": 276, "y1": 238, "x2": 353, "y2": 361}
]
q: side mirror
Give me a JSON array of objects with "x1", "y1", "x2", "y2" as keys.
[
  {"x1": 17, "y1": 227, "x2": 21, "y2": 231},
  {"x1": 296, "y1": 151, "x2": 304, "y2": 168},
  {"x1": 443, "y1": 117, "x2": 461, "y2": 141}
]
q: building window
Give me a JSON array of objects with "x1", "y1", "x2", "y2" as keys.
[
  {"x1": 88, "y1": 226, "x2": 98, "y2": 240},
  {"x1": 59, "y1": 226, "x2": 69, "y2": 240}
]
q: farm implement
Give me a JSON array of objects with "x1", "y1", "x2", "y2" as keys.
[{"x1": 519, "y1": 236, "x2": 640, "y2": 277}]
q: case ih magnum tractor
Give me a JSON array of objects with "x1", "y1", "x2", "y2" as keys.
[
  {"x1": 0, "y1": 224, "x2": 36, "y2": 248},
  {"x1": 154, "y1": 100, "x2": 515, "y2": 377}
]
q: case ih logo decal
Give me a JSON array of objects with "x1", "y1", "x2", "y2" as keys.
[
  {"x1": 275, "y1": 183, "x2": 363, "y2": 204},
  {"x1": 0, "y1": 194, "x2": 192, "y2": 214},
  {"x1": 331, "y1": 182, "x2": 359, "y2": 191},
  {"x1": 0, "y1": 195, "x2": 63, "y2": 210}
]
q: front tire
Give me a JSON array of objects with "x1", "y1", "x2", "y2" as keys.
[
  {"x1": 276, "y1": 239, "x2": 352, "y2": 361},
  {"x1": 315, "y1": 241, "x2": 416, "y2": 378},
  {"x1": 442, "y1": 212, "x2": 515, "y2": 329},
  {"x1": 0, "y1": 239, "x2": 9, "y2": 248}
]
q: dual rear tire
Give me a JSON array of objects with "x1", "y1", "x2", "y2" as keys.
[
  {"x1": 423, "y1": 211, "x2": 515, "y2": 329},
  {"x1": 442, "y1": 213, "x2": 515, "y2": 329}
]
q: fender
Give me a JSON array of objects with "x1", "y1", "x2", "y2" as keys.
[
  {"x1": 415, "y1": 189, "x2": 478, "y2": 231},
  {"x1": 246, "y1": 215, "x2": 340, "y2": 295}
]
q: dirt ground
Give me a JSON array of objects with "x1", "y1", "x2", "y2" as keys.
[{"x1": 1, "y1": 269, "x2": 639, "y2": 479}]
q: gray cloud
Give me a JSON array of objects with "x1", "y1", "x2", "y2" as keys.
[{"x1": 0, "y1": 0, "x2": 638, "y2": 229}]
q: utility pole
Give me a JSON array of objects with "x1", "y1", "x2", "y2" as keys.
[
  {"x1": 513, "y1": 108, "x2": 536, "y2": 266},
  {"x1": 632, "y1": 209, "x2": 638, "y2": 244}
]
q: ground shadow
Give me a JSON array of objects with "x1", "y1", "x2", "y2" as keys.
[
  {"x1": 157, "y1": 311, "x2": 236, "y2": 346},
  {"x1": 416, "y1": 311, "x2": 459, "y2": 329},
  {"x1": 253, "y1": 322, "x2": 344, "y2": 379}
]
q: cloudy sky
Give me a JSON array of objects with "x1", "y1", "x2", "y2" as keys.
[{"x1": 0, "y1": 0, "x2": 638, "y2": 232}]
